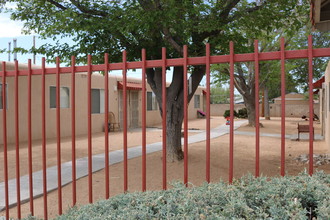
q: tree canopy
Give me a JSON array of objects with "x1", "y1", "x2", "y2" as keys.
[
  {"x1": 2, "y1": 0, "x2": 308, "y2": 63},
  {"x1": 1, "y1": 0, "x2": 314, "y2": 160}
]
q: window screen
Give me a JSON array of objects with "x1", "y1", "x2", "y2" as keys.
[
  {"x1": 194, "y1": 95, "x2": 200, "y2": 108},
  {"x1": 91, "y1": 88, "x2": 105, "y2": 114},
  {"x1": 147, "y1": 91, "x2": 158, "y2": 111},
  {"x1": 50, "y1": 86, "x2": 70, "y2": 108},
  {"x1": 0, "y1": 84, "x2": 7, "y2": 109}
]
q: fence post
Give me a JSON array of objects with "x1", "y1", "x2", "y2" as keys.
[
  {"x1": 229, "y1": 41, "x2": 235, "y2": 183},
  {"x1": 2, "y1": 62, "x2": 9, "y2": 220},
  {"x1": 254, "y1": 40, "x2": 260, "y2": 177},
  {"x1": 280, "y1": 37, "x2": 286, "y2": 176},
  {"x1": 162, "y1": 47, "x2": 167, "y2": 190},
  {"x1": 56, "y1": 57, "x2": 62, "y2": 214},
  {"x1": 14, "y1": 60, "x2": 21, "y2": 218}
]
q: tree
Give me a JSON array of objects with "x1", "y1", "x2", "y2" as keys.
[
  {"x1": 210, "y1": 87, "x2": 230, "y2": 104},
  {"x1": 212, "y1": 26, "x2": 330, "y2": 126},
  {"x1": 287, "y1": 31, "x2": 330, "y2": 92},
  {"x1": 1, "y1": 0, "x2": 309, "y2": 161}
]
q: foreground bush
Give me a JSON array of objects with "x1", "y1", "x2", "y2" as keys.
[{"x1": 53, "y1": 172, "x2": 330, "y2": 219}]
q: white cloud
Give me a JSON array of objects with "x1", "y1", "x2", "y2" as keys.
[{"x1": 0, "y1": 13, "x2": 25, "y2": 37}]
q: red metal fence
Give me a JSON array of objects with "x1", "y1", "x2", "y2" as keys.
[{"x1": 1, "y1": 35, "x2": 330, "y2": 219}]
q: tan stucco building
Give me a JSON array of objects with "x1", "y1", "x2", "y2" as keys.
[
  {"x1": 0, "y1": 62, "x2": 206, "y2": 144},
  {"x1": 271, "y1": 93, "x2": 319, "y2": 118},
  {"x1": 317, "y1": 62, "x2": 330, "y2": 152},
  {"x1": 311, "y1": 0, "x2": 330, "y2": 31},
  {"x1": 311, "y1": 0, "x2": 330, "y2": 151}
]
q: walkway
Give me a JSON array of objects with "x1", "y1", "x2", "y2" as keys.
[
  {"x1": 0, "y1": 120, "x2": 248, "y2": 210},
  {"x1": 1, "y1": 119, "x2": 322, "y2": 210}
]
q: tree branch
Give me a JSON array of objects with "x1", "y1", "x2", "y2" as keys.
[
  {"x1": 45, "y1": 0, "x2": 67, "y2": 10},
  {"x1": 219, "y1": 0, "x2": 240, "y2": 19},
  {"x1": 69, "y1": 0, "x2": 108, "y2": 17},
  {"x1": 227, "y1": 1, "x2": 267, "y2": 23},
  {"x1": 188, "y1": 66, "x2": 206, "y2": 102},
  {"x1": 168, "y1": 66, "x2": 184, "y2": 101},
  {"x1": 162, "y1": 27, "x2": 183, "y2": 55}
]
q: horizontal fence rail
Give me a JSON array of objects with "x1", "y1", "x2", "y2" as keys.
[{"x1": 0, "y1": 36, "x2": 330, "y2": 219}]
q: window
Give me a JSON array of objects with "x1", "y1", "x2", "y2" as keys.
[
  {"x1": 0, "y1": 84, "x2": 7, "y2": 110},
  {"x1": 91, "y1": 88, "x2": 104, "y2": 114},
  {"x1": 147, "y1": 92, "x2": 158, "y2": 111},
  {"x1": 194, "y1": 95, "x2": 200, "y2": 108},
  {"x1": 50, "y1": 86, "x2": 70, "y2": 108}
]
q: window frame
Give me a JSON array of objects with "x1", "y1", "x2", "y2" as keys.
[
  {"x1": 194, "y1": 94, "x2": 200, "y2": 108},
  {"x1": 49, "y1": 86, "x2": 70, "y2": 109},
  {"x1": 91, "y1": 88, "x2": 105, "y2": 114},
  {"x1": 147, "y1": 91, "x2": 158, "y2": 111},
  {"x1": 0, "y1": 83, "x2": 8, "y2": 110}
]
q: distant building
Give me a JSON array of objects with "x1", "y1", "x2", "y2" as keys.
[{"x1": 273, "y1": 93, "x2": 309, "y2": 105}]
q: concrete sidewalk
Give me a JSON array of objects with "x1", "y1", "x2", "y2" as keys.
[
  {"x1": 234, "y1": 131, "x2": 324, "y2": 141},
  {"x1": 0, "y1": 120, "x2": 248, "y2": 211}
]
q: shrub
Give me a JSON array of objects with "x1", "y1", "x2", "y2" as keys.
[
  {"x1": 238, "y1": 108, "x2": 248, "y2": 118},
  {"x1": 52, "y1": 172, "x2": 330, "y2": 220},
  {"x1": 223, "y1": 109, "x2": 238, "y2": 118}
]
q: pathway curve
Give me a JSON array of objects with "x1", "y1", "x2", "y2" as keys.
[{"x1": 1, "y1": 120, "x2": 248, "y2": 210}]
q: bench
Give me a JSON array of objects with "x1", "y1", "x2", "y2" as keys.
[{"x1": 297, "y1": 123, "x2": 314, "y2": 141}]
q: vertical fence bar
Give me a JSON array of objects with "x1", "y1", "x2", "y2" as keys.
[
  {"x1": 254, "y1": 40, "x2": 260, "y2": 177},
  {"x1": 205, "y1": 44, "x2": 211, "y2": 183},
  {"x1": 104, "y1": 54, "x2": 110, "y2": 199},
  {"x1": 56, "y1": 57, "x2": 62, "y2": 214},
  {"x1": 71, "y1": 56, "x2": 77, "y2": 205},
  {"x1": 162, "y1": 47, "x2": 167, "y2": 190},
  {"x1": 2, "y1": 62, "x2": 9, "y2": 220},
  {"x1": 280, "y1": 37, "x2": 286, "y2": 177},
  {"x1": 14, "y1": 60, "x2": 21, "y2": 219},
  {"x1": 122, "y1": 50, "x2": 128, "y2": 192},
  {"x1": 229, "y1": 41, "x2": 235, "y2": 183},
  {"x1": 141, "y1": 49, "x2": 147, "y2": 192},
  {"x1": 308, "y1": 35, "x2": 314, "y2": 175},
  {"x1": 28, "y1": 59, "x2": 34, "y2": 215},
  {"x1": 87, "y1": 55, "x2": 93, "y2": 202},
  {"x1": 183, "y1": 45, "x2": 188, "y2": 186},
  {"x1": 41, "y1": 57, "x2": 48, "y2": 219}
]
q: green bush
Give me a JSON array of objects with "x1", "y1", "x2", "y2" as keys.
[
  {"x1": 238, "y1": 108, "x2": 248, "y2": 118},
  {"x1": 53, "y1": 172, "x2": 330, "y2": 220},
  {"x1": 223, "y1": 109, "x2": 238, "y2": 118}
]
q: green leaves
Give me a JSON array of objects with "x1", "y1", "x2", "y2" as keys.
[
  {"x1": 48, "y1": 172, "x2": 330, "y2": 219},
  {"x1": 2, "y1": 0, "x2": 312, "y2": 64}
]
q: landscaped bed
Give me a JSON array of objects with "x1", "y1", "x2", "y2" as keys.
[{"x1": 26, "y1": 171, "x2": 330, "y2": 219}]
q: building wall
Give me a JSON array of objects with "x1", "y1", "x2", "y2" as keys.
[
  {"x1": 210, "y1": 102, "x2": 320, "y2": 119},
  {"x1": 324, "y1": 62, "x2": 330, "y2": 151},
  {"x1": 0, "y1": 72, "x2": 204, "y2": 144},
  {"x1": 273, "y1": 93, "x2": 309, "y2": 105},
  {"x1": 269, "y1": 103, "x2": 320, "y2": 118},
  {"x1": 210, "y1": 104, "x2": 246, "y2": 116}
]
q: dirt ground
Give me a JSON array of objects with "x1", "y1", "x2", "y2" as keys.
[{"x1": 1, "y1": 117, "x2": 329, "y2": 219}]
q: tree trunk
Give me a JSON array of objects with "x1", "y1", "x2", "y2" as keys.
[
  {"x1": 146, "y1": 65, "x2": 205, "y2": 162},
  {"x1": 244, "y1": 95, "x2": 256, "y2": 127},
  {"x1": 264, "y1": 87, "x2": 270, "y2": 120},
  {"x1": 166, "y1": 99, "x2": 184, "y2": 162}
]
